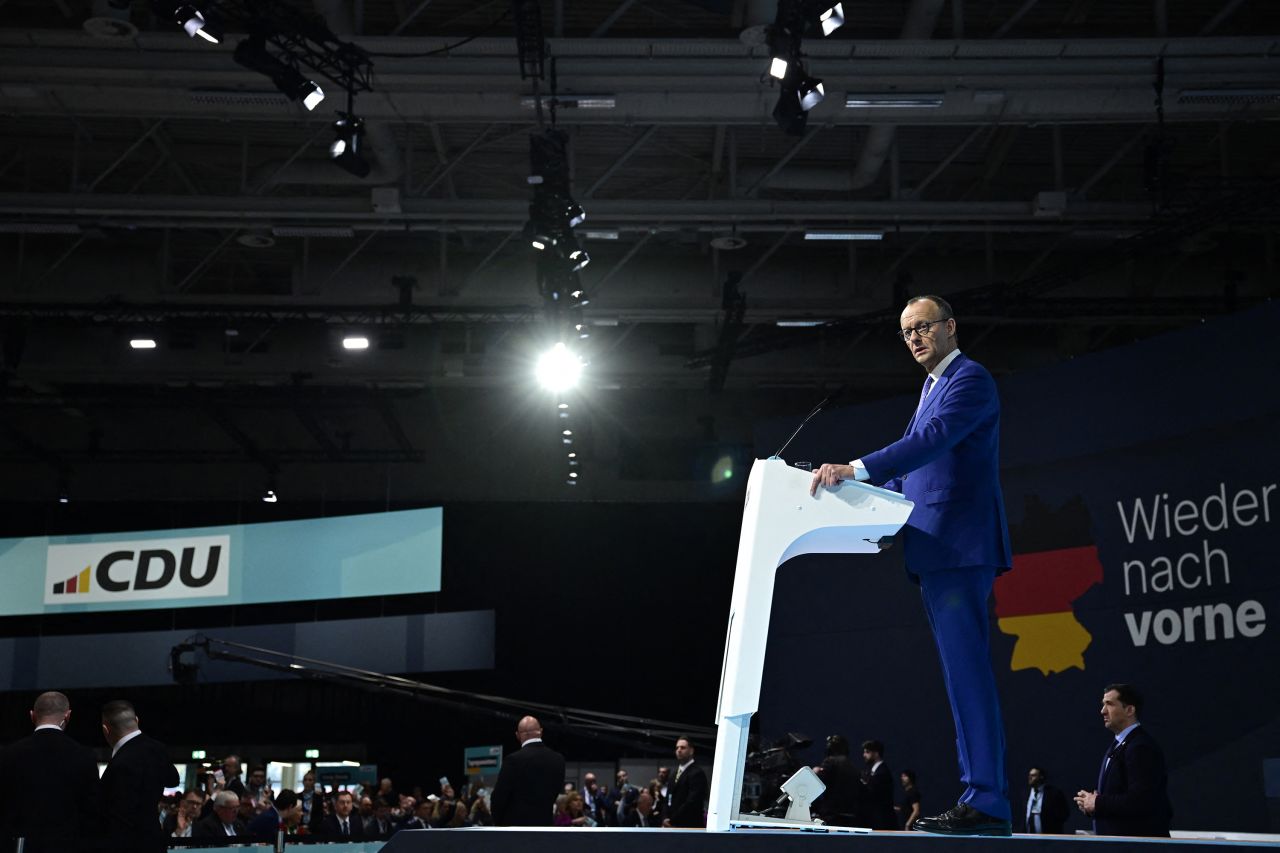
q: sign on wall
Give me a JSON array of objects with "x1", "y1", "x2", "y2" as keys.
[{"x1": 0, "y1": 507, "x2": 443, "y2": 615}]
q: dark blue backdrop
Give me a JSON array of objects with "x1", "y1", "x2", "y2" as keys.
[{"x1": 754, "y1": 300, "x2": 1280, "y2": 833}]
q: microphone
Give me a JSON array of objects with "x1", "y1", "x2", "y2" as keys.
[{"x1": 770, "y1": 386, "x2": 846, "y2": 461}]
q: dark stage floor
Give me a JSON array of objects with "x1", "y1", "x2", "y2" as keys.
[{"x1": 382, "y1": 827, "x2": 1280, "y2": 853}]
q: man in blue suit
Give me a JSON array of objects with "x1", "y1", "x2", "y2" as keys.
[{"x1": 811, "y1": 295, "x2": 1012, "y2": 836}]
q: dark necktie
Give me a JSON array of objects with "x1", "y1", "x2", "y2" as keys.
[
  {"x1": 342, "y1": 819, "x2": 350, "y2": 836},
  {"x1": 1097, "y1": 740, "x2": 1121, "y2": 790}
]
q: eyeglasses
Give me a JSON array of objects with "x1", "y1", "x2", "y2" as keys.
[{"x1": 897, "y1": 318, "x2": 949, "y2": 342}]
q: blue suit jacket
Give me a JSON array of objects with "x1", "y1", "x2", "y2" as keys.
[{"x1": 860, "y1": 353, "x2": 1011, "y2": 574}]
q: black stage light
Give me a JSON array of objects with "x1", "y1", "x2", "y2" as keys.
[
  {"x1": 565, "y1": 202, "x2": 586, "y2": 228},
  {"x1": 175, "y1": 4, "x2": 219, "y2": 42},
  {"x1": 330, "y1": 113, "x2": 370, "y2": 177},
  {"x1": 773, "y1": 86, "x2": 808, "y2": 136},
  {"x1": 234, "y1": 35, "x2": 325, "y2": 110},
  {"x1": 815, "y1": 0, "x2": 844, "y2": 35},
  {"x1": 797, "y1": 74, "x2": 825, "y2": 111}
]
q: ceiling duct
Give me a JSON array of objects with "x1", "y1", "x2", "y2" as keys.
[{"x1": 849, "y1": 0, "x2": 946, "y2": 190}]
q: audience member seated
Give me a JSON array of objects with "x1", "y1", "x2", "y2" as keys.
[
  {"x1": 623, "y1": 789, "x2": 657, "y2": 827},
  {"x1": 554, "y1": 792, "x2": 593, "y2": 827},
  {"x1": 165, "y1": 790, "x2": 205, "y2": 838},
  {"x1": 193, "y1": 791, "x2": 249, "y2": 840},
  {"x1": 247, "y1": 790, "x2": 301, "y2": 841},
  {"x1": 320, "y1": 790, "x2": 364, "y2": 839}
]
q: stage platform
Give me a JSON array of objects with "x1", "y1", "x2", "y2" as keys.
[{"x1": 382, "y1": 827, "x2": 1280, "y2": 853}]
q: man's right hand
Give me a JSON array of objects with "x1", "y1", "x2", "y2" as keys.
[{"x1": 809, "y1": 463, "x2": 855, "y2": 496}]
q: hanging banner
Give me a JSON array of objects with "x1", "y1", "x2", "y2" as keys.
[{"x1": 0, "y1": 507, "x2": 442, "y2": 615}]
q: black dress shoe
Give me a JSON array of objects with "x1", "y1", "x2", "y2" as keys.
[{"x1": 913, "y1": 803, "x2": 1012, "y2": 837}]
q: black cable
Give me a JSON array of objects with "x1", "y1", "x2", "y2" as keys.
[{"x1": 365, "y1": 7, "x2": 513, "y2": 58}]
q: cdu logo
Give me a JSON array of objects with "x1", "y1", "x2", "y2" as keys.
[{"x1": 44, "y1": 535, "x2": 231, "y2": 604}]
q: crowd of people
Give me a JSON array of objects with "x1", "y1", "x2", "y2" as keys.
[
  {"x1": 160, "y1": 763, "x2": 496, "y2": 841},
  {"x1": 0, "y1": 683, "x2": 1172, "y2": 850}
]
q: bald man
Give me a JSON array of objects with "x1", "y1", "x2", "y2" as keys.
[
  {"x1": 0, "y1": 691, "x2": 101, "y2": 852},
  {"x1": 491, "y1": 715, "x2": 565, "y2": 826}
]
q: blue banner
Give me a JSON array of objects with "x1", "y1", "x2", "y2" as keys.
[{"x1": 0, "y1": 507, "x2": 442, "y2": 615}]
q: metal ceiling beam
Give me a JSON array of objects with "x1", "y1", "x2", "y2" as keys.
[
  {"x1": 745, "y1": 125, "x2": 826, "y2": 198},
  {"x1": 414, "y1": 124, "x2": 496, "y2": 197},
  {"x1": 991, "y1": 0, "x2": 1041, "y2": 38},
  {"x1": 0, "y1": 192, "x2": 1164, "y2": 226},
  {"x1": 204, "y1": 404, "x2": 275, "y2": 469},
  {"x1": 1199, "y1": 0, "x2": 1249, "y2": 35},
  {"x1": 910, "y1": 125, "x2": 987, "y2": 198},
  {"x1": 592, "y1": 0, "x2": 641, "y2": 38},
  {"x1": 1073, "y1": 126, "x2": 1147, "y2": 199},
  {"x1": 85, "y1": 120, "x2": 164, "y2": 193},
  {"x1": 292, "y1": 403, "x2": 344, "y2": 460},
  {"x1": 584, "y1": 125, "x2": 657, "y2": 199},
  {"x1": 376, "y1": 397, "x2": 416, "y2": 456}
]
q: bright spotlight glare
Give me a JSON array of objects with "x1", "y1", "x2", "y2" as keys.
[
  {"x1": 129, "y1": 338, "x2": 157, "y2": 350},
  {"x1": 535, "y1": 342, "x2": 584, "y2": 392},
  {"x1": 342, "y1": 336, "x2": 370, "y2": 350},
  {"x1": 770, "y1": 57, "x2": 789, "y2": 80},
  {"x1": 262, "y1": 489, "x2": 278, "y2": 503},
  {"x1": 819, "y1": 2, "x2": 845, "y2": 35},
  {"x1": 329, "y1": 138, "x2": 347, "y2": 157},
  {"x1": 301, "y1": 82, "x2": 325, "y2": 111}
]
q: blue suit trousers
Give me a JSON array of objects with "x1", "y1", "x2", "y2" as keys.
[{"x1": 917, "y1": 565, "x2": 1010, "y2": 821}]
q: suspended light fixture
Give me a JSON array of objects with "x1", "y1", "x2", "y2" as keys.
[{"x1": 330, "y1": 113, "x2": 370, "y2": 177}]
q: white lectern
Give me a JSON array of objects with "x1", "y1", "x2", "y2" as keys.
[{"x1": 707, "y1": 458, "x2": 914, "y2": 832}]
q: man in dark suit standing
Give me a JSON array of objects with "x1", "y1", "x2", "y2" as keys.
[
  {"x1": 1074, "y1": 684, "x2": 1173, "y2": 836},
  {"x1": 99, "y1": 699, "x2": 179, "y2": 853},
  {"x1": 662, "y1": 736, "x2": 708, "y2": 828},
  {"x1": 859, "y1": 740, "x2": 897, "y2": 830},
  {"x1": 491, "y1": 715, "x2": 565, "y2": 826},
  {"x1": 813, "y1": 295, "x2": 1013, "y2": 836},
  {"x1": 1023, "y1": 766, "x2": 1069, "y2": 834},
  {"x1": 0, "y1": 691, "x2": 101, "y2": 852}
]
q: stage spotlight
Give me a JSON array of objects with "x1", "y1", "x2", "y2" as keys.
[
  {"x1": 536, "y1": 341, "x2": 584, "y2": 392},
  {"x1": 330, "y1": 114, "x2": 370, "y2": 177},
  {"x1": 565, "y1": 202, "x2": 586, "y2": 228},
  {"x1": 817, "y1": 1, "x2": 844, "y2": 35},
  {"x1": 262, "y1": 489, "x2": 278, "y2": 503},
  {"x1": 770, "y1": 57, "x2": 790, "y2": 80},
  {"x1": 342, "y1": 335, "x2": 369, "y2": 350},
  {"x1": 130, "y1": 338, "x2": 157, "y2": 350},
  {"x1": 798, "y1": 75, "x2": 825, "y2": 111},
  {"x1": 568, "y1": 247, "x2": 590, "y2": 272},
  {"x1": 174, "y1": 5, "x2": 219, "y2": 42},
  {"x1": 299, "y1": 80, "x2": 325, "y2": 111},
  {"x1": 234, "y1": 36, "x2": 323, "y2": 110},
  {"x1": 558, "y1": 403, "x2": 569, "y2": 410},
  {"x1": 567, "y1": 452, "x2": 577, "y2": 458}
]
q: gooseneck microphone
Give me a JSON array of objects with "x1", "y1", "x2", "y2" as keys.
[{"x1": 770, "y1": 386, "x2": 846, "y2": 461}]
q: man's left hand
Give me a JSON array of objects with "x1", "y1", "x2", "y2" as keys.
[
  {"x1": 809, "y1": 463, "x2": 855, "y2": 496},
  {"x1": 1073, "y1": 790, "x2": 1096, "y2": 815}
]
